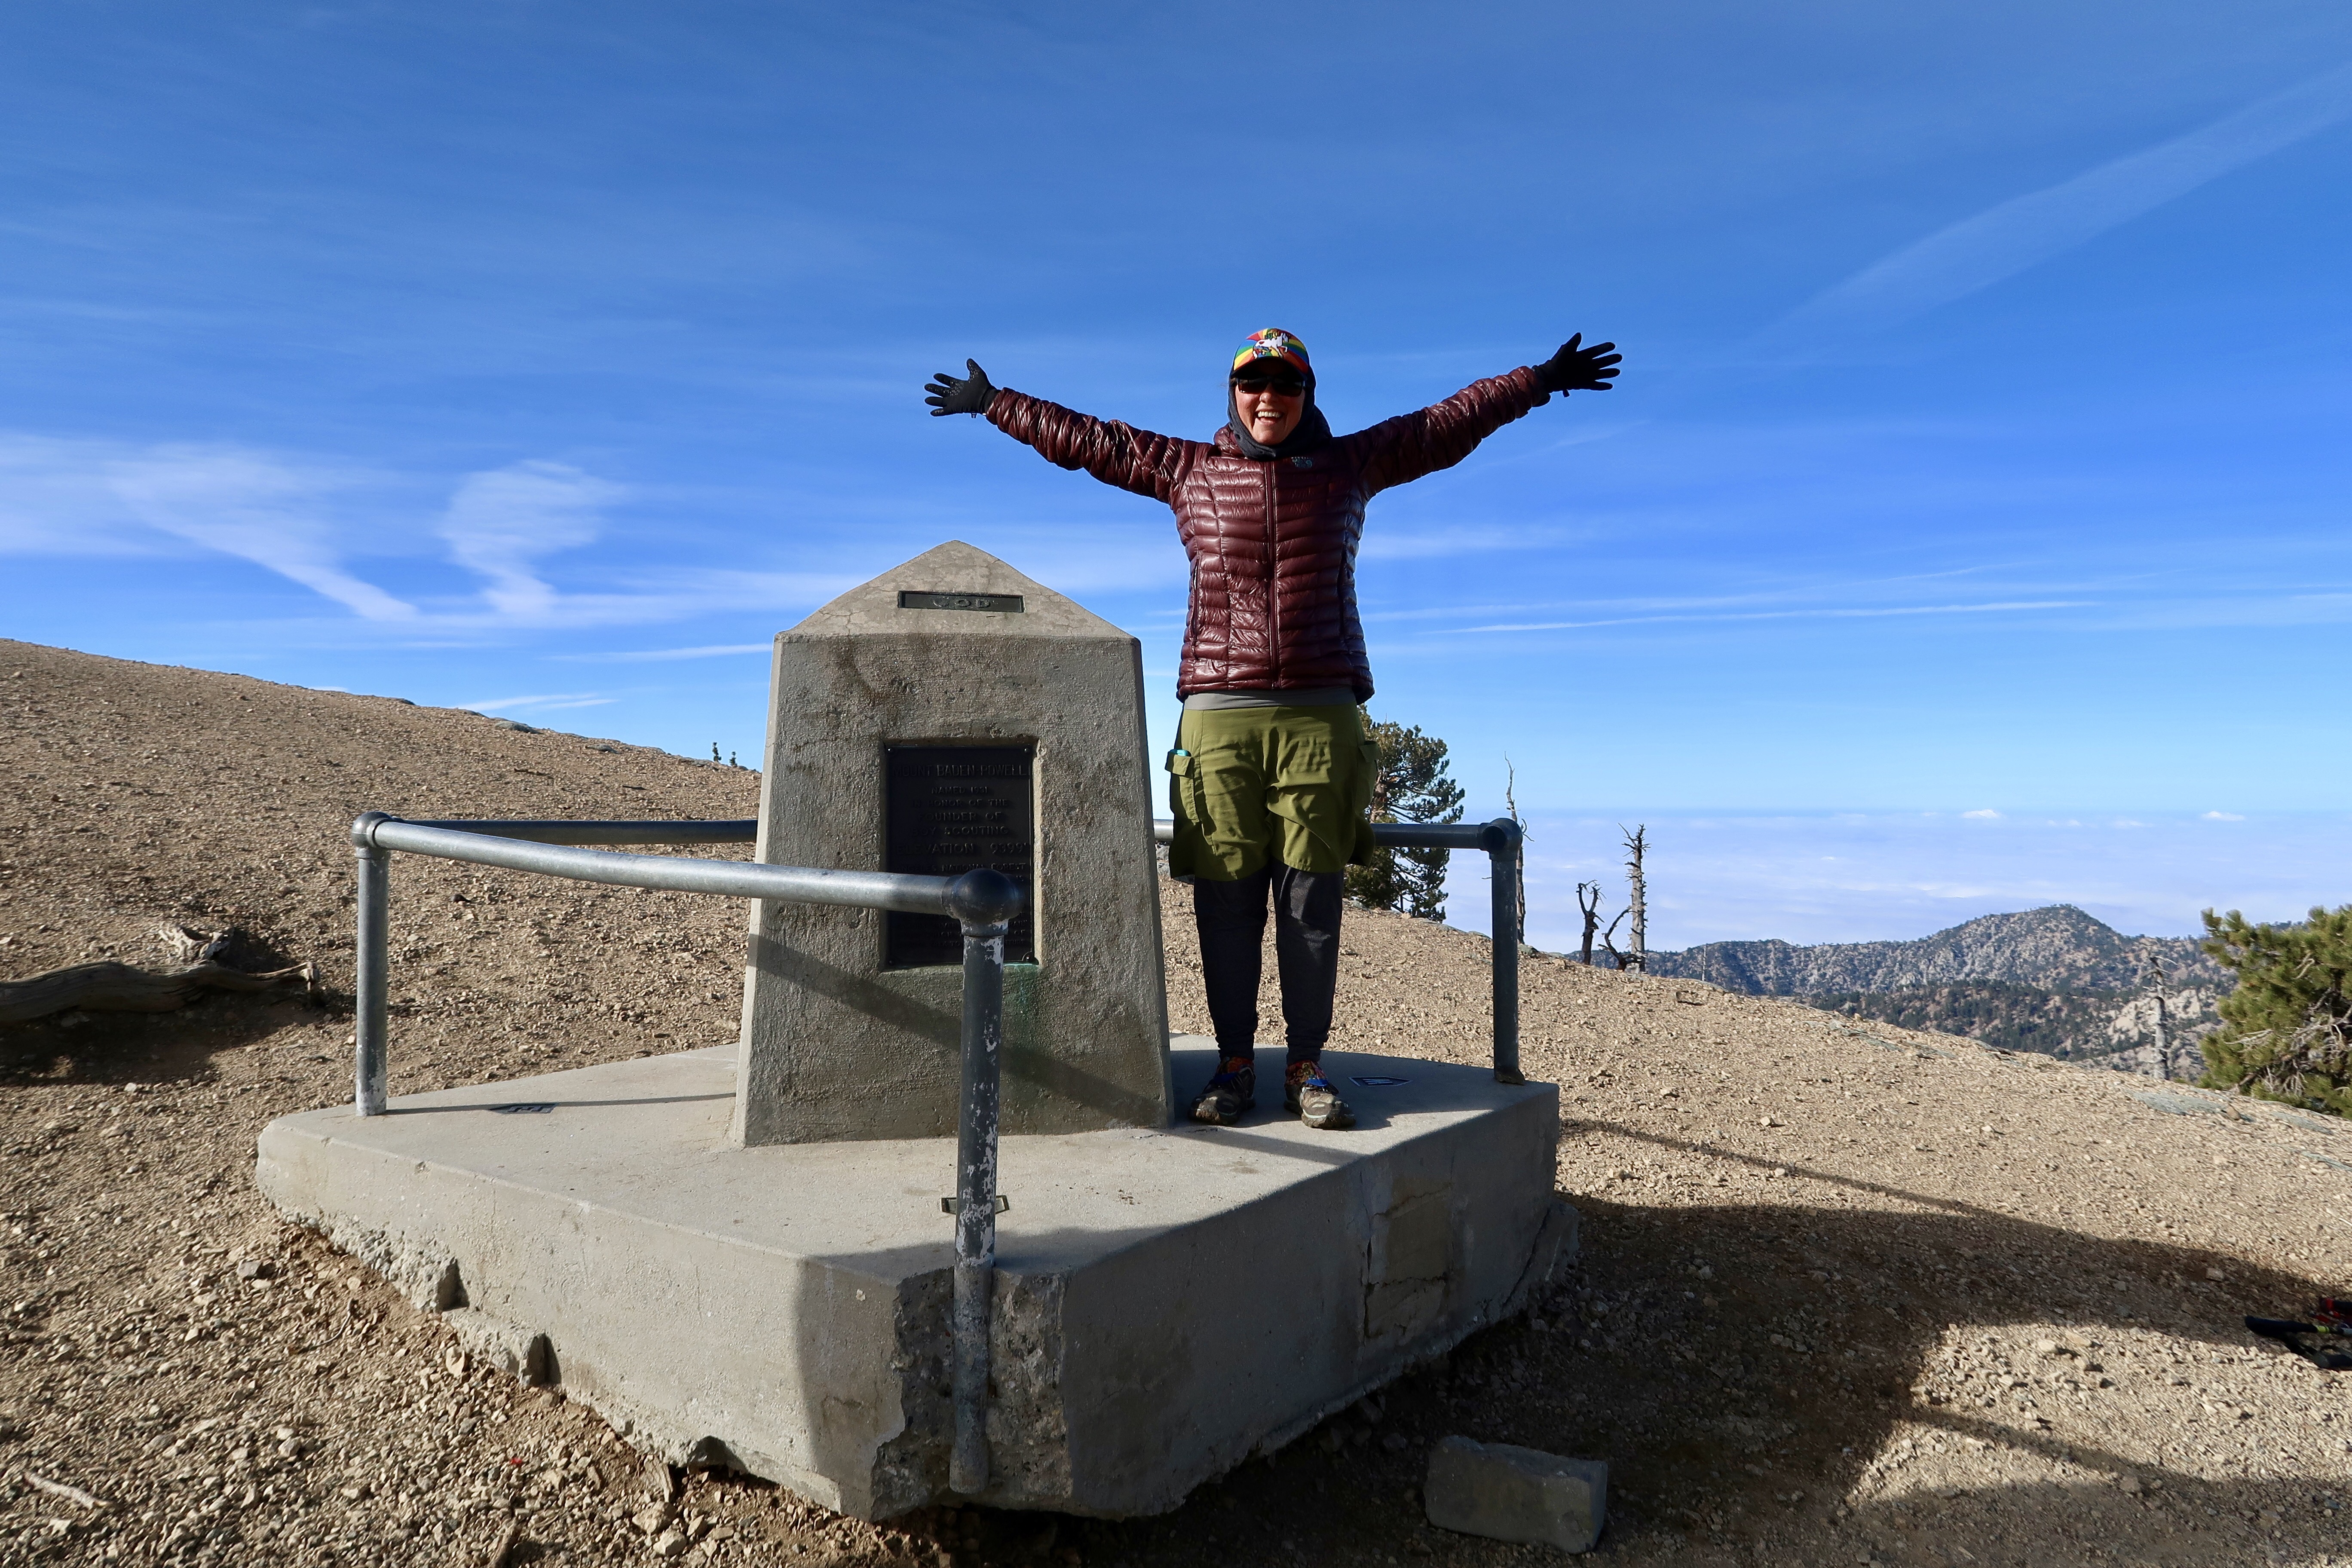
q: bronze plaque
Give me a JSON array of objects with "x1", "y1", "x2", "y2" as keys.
[{"x1": 883, "y1": 744, "x2": 1035, "y2": 968}]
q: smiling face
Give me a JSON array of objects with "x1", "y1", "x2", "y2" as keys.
[{"x1": 1231, "y1": 370, "x2": 1308, "y2": 446}]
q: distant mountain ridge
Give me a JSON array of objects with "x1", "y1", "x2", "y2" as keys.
[{"x1": 1648, "y1": 905, "x2": 2224, "y2": 996}]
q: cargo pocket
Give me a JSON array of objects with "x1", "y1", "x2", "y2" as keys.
[
  {"x1": 1166, "y1": 748, "x2": 1201, "y2": 821},
  {"x1": 1165, "y1": 749, "x2": 1204, "y2": 879}
]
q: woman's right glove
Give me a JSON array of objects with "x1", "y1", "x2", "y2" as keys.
[
  {"x1": 1532, "y1": 334, "x2": 1621, "y2": 395},
  {"x1": 924, "y1": 359, "x2": 998, "y2": 417}
]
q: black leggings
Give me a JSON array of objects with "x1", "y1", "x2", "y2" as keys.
[{"x1": 1193, "y1": 864, "x2": 1342, "y2": 1065}]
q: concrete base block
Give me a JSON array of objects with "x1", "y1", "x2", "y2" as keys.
[
  {"x1": 443, "y1": 1308, "x2": 554, "y2": 1387},
  {"x1": 255, "y1": 1040, "x2": 1567, "y2": 1520},
  {"x1": 1424, "y1": 1436, "x2": 1608, "y2": 1553}
]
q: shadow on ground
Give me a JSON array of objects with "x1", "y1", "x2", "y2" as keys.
[
  {"x1": 978, "y1": 1141, "x2": 2342, "y2": 1568},
  {"x1": 0, "y1": 989, "x2": 337, "y2": 1090}
]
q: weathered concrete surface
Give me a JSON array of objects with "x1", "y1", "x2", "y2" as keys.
[
  {"x1": 1424, "y1": 1436, "x2": 1607, "y2": 1553},
  {"x1": 257, "y1": 1040, "x2": 1569, "y2": 1520},
  {"x1": 738, "y1": 541, "x2": 1170, "y2": 1145}
]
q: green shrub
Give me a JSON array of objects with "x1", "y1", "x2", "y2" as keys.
[{"x1": 2197, "y1": 903, "x2": 2352, "y2": 1117}]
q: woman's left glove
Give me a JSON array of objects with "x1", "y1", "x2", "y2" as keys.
[
  {"x1": 924, "y1": 359, "x2": 998, "y2": 417},
  {"x1": 1532, "y1": 334, "x2": 1621, "y2": 394}
]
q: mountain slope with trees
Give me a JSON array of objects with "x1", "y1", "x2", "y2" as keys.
[
  {"x1": 1648, "y1": 907, "x2": 2227, "y2": 1069},
  {"x1": 1648, "y1": 905, "x2": 2222, "y2": 994}
]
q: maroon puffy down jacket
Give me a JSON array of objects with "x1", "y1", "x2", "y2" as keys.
[{"x1": 985, "y1": 368, "x2": 1548, "y2": 701}]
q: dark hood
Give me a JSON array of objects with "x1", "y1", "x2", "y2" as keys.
[{"x1": 1224, "y1": 392, "x2": 1333, "y2": 460}]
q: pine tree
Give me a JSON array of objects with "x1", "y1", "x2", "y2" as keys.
[
  {"x1": 2197, "y1": 903, "x2": 2352, "y2": 1118},
  {"x1": 1346, "y1": 711, "x2": 1466, "y2": 922}
]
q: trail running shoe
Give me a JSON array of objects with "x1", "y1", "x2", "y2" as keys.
[
  {"x1": 1285, "y1": 1061, "x2": 1356, "y2": 1130},
  {"x1": 1190, "y1": 1057, "x2": 1256, "y2": 1125}
]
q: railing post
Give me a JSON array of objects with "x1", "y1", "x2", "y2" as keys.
[
  {"x1": 351, "y1": 812, "x2": 395, "y2": 1116},
  {"x1": 1482, "y1": 817, "x2": 1524, "y2": 1085},
  {"x1": 943, "y1": 867, "x2": 1021, "y2": 1497}
]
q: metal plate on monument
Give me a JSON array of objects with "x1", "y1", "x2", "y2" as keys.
[
  {"x1": 883, "y1": 744, "x2": 1036, "y2": 968},
  {"x1": 897, "y1": 590, "x2": 1024, "y2": 613}
]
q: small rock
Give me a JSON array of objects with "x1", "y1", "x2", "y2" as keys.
[
  {"x1": 652, "y1": 1530, "x2": 688, "y2": 1558},
  {"x1": 2033, "y1": 1339, "x2": 2060, "y2": 1357},
  {"x1": 2205, "y1": 1267, "x2": 2226, "y2": 1282},
  {"x1": 633, "y1": 1506, "x2": 671, "y2": 1535},
  {"x1": 1383, "y1": 1433, "x2": 1410, "y2": 1454},
  {"x1": 235, "y1": 1259, "x2": 273, "y2": 1282},
  {"x1": 1424, "y1": 1435, "x2": 1606, "y2": 1553}
]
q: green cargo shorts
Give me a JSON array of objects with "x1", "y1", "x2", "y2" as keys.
[{"x1": 1165, "y1": 705, "x2": 1381, "y2": 882}]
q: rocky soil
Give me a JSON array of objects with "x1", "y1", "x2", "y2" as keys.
[{"x1": 3, "y1": 637, "x2": 2348, "y2": 1568}]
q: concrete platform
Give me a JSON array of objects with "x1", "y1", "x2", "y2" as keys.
[{"x1": 255, "y1": 1041, "x2": 1571, "y2": 1520}]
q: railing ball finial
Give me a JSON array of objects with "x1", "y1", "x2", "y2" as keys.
[{"x1": 943, "y1": 866, "x2": 1024, "y2": 931}]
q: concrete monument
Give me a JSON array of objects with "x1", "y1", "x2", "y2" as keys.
[
  {"x1": 254, "y1": 544, "x2": 1573, "y2": 1522},
  {"x1": 736, "y1": 541, "x2": 1170, "y2": 1145}
]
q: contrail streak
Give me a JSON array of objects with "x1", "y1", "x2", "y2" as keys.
[{"x1": 1760, "y1": 58, "x2": 2352, "y2": 347}]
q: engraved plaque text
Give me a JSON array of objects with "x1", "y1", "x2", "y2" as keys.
[{"x1": 883, "y1": 744, "x2": 1035, "y2": 968}]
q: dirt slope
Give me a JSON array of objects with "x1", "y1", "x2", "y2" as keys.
[{"x1": 1, "y1": 638, "x2": 2346, "y2": 1568}]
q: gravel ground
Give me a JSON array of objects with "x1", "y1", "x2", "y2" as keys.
[{"x1": 2, "y1": 638, "x2": 2347, "y2": 1568}]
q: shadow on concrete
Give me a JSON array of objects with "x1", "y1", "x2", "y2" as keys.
[
  {"x1": 382, "y1": 1092, "x2": 735, "y2": 1115},
  {"x1": 754, "y1": 937, "x2": 1166, "y2": 1130}
]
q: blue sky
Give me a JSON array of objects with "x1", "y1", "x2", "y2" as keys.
[{"x1": 4, "y1": 3, "x2": 2347, "y2": 948}]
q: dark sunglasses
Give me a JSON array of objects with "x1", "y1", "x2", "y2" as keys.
[{"x1": 1233, "y1": 374, "x2": 1306, "y2": 395}]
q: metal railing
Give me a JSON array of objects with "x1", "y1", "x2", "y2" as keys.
[
  {"x1": 340, "y1": 807, "x2": 1523, "y2": 1492},
  {"x1": 1155, "y1": 816, "x2": 1525, "y2": 1084},
  {"x1": 345, "y1": 812, "x2": 1017, "y2": 1494}
]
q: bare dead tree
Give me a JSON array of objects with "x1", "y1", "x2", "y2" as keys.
[
  {"x1": 1575, "y1": 882, "x2": 1604, "y2": 966},
  {"x1": 1620, "y1": 824, "x2": 1648, "y2": 973},
  {"x1": 1600, "y1": 908, "x2": 1630, "y2": 971},
  {"x1": 2144, "y1": 952, "x2": 2172, "y2": 1081},
  {"x1": 1503, "y1": 757, "x2": 1528, "y2": 948}
]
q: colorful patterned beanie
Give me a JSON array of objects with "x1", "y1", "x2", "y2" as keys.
[{"x1": 1231, "y1": 328, "x2": 1312, "y2": 384}]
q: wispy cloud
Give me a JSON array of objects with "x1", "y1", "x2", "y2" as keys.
[
  {"x1": 2203, "y1": 810, "x2": 2246, "y2": 822},
  {"x1": 1359, "y1": 524, "x2": 1563, "y2": 562},
  {"x1": 1445, "y1": 599, "x2": 2089, "y2": 634},
  {"x1": 438, "y1": 461, "x2": 621, "y2": 619},
  {"x1": 0, "y1": 434, "x2": 419, "y2": 619},
  {"x1": 462, "y1": 691, "x2": 617, "y2": 714},
  {"x1": 1759, "y1": 58, "x2": 2352, "y2": 348},
  {"x1": 108, "y1": 444, "x2": 418, "y2": 621},
  {"x1": 0, "y1": 431, "x2": 862, "y2": 634},
  {"x1": 550, "y1": 643, "x2": 772, "y2": 662}
]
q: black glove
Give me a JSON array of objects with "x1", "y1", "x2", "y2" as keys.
[
  {"x1": 924, "y1": 358, "x2": 998, "y2": 417},
  {"x1": 1532, "y1": 334, "x2": 1620, "y2": 395}
]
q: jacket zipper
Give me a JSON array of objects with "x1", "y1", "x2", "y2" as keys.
[{"x1": 1264, "y1": 459, "x2": 1279, "y2": 685}]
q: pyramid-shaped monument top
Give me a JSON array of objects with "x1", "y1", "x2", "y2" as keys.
[
  {"x1": 742, "y1": 536, "x2": 1168, "y2": 1146},
  {"x1": 788, "y1": 541, "x2": 1128, "y2": 641}
]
